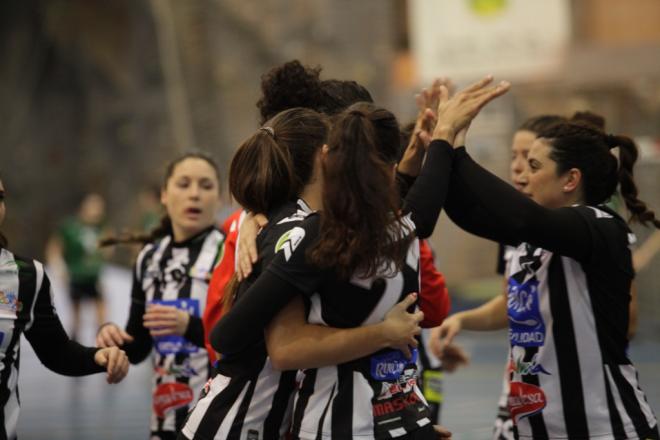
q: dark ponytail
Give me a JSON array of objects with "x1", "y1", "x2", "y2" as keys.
[
  {"x1": 100, "y1": 214, "x2": 173, "y2": 247},
  {"x1": 309, "y1": 102, "x2": 408, "y2": 280},
  {"x1": 229, "y1": 107, "x2": 329, "y2": 215},
  {"x1": 609, "y1": 135, "x2": 660, "y2": 228},
  {"x1": 100, "y1": 151, "x2": 220, "y2": 247},
  {"x1": 0, "y1": 232, "x2": 7, "y2": 249}
]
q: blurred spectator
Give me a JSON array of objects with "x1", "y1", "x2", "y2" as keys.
[{"x1": 46, "y1": 193, "x2": 108, "y2": 341}]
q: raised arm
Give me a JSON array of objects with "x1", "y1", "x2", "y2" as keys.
[
  {"x1": 446, "y1": 147, "x2": 592, "y2": 261},
  {"x1": 402, "y1": 76, "x2": 510, "y2": 238}
]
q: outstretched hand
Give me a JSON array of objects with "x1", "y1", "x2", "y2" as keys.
[
  {"x1": 429, "y1": 314, "x2": 463, "y2": 358},
  {"x1": 432, "y1": 76, "x2": 510, "y2": 144},
  {"x1": 96, "y1": 322, "x2": 134, "y2": 348},
  {"x1": 94, "y1": 346, "x2": 129, "y2": 384}
]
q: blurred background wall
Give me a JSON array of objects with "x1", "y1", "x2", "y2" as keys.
[{"x1": 1, "y1": 0, "x2": 658, "y2": 331}]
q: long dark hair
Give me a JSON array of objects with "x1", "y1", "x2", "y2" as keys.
[
  {"x1": 309, "y1": 102, "x2": 408, "y2": 280},
  {"x1": 229, "y1": 107, "x2": 329, "y2": 214},
  {"x1": 100, "y1": 151, "x2": 221, "y2": 246},
  {"x1": 538, "y1": 122, "x2": 660, "y2": 228}
]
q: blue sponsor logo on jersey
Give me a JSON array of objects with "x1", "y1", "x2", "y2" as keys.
[
  {"x1": 150, "y1": 298, "x2": 200, "y2": 355},
  {"x1": 0, "y1": 333, "x2": 4, "y2": 346},
  {"x1": 371, "y1": 348, "x2": 418, "y2": 381},
  {"x1": 507, "y1": 277, "x2": 545, "y2": 347}
]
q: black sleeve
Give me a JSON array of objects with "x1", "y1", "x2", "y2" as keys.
[
  {"x1": 396, "y1": 171, "x2": 417, "y2": 200},
  {"x1": 401, "y1": 140, "x2": 456, "y2": 239},
  {"x1": 445, "y1": 147, "x2": 592, "y2": 261},
  {"x1": 211, "y1": 216, "x2": 324, "y2": 356},
  {"x1": 183, "y1": 315, "x2": 205, "y2": 348},
  {"x1": 210, "y1": 271, "x2": 304, "y2": 356},
  {"x1": 25, "y1": 273, "x2": 104, "y2": 376},
  {"x1": 120, "y1": 268, "x2": 153, "y2": 364},
  {"x1": 496, "y1": 243, "x2": 506, "y2": 275}
]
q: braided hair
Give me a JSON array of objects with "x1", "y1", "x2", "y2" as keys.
[{"x1": 538, "y1": 122, "x2": 659, "y2": 228}]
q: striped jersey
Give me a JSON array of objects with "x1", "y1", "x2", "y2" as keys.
[
  {"x1": 266, "y1": 213, "x2": 433, "y2": 439},
  {"x1": 181, "y1": 200, "x2": 311, "y2": 440},
  {"x1": 129, "y1": 227, "x2": 224, "y2": 436},
  {"x1": 0, "y1": 249, "x2": 102, "y2": 440},
  {"x1": 495, "y1": 244, "x2": 516, "y2": 440},
  {"x1": 505, "y1": 205, "x2": 657, "y2": 439}
]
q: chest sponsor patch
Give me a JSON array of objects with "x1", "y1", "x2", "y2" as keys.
[
  {"x1": 274, "y1": 226, "x2": 305, "y2": 261},
  {"x1": 150, "y1": 298, "x2": 200, "y2": 355},
  {"x1": 509, "y1": 353, "x2": 551, "y2": 376},
  {"x1": 0, "y1": 290, "x2": 19, "y2": 316},
  {"x1": 153, "y1": 382, "x2": 194, "y2": 418},
  {"x1": 508, "y1": 382, "x2": 547, "y2": 423},
  {"x1": 371, "y1": 348, "x2": 417, "y2": 381},
  {"x1": 507, "y1": 277, "x2": 545, "y2": 347},
  {"x1": 155, "y1": 358, "x2": 199, "y2": 379},
  {"x1": 370, "y1": 358, "x2": 430, "y2": 438}
]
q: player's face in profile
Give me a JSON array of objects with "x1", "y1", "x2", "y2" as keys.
[
  {"x1": 510, "y1": 130, "x2": 535, "y2": 191},
  {"x1": 521, "y1": 139, "x2": 572, "y2": 209}
]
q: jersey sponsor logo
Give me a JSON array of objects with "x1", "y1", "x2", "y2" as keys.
[
  {"x1": 153, "y1": 382, "x2": 194, "y2": 418},
  {"x1": 508, "y1": 382, "x2": 546, "y2": 423},
  {"x1": 508, "y1": 353, "x2": 551, "y2": 376},
  {"x1": 0, "y1": 333, "x2": 4, "y2": 346},
  {"x1": 507, "y1": 277, "x2": 545, "y2": 347},
  {"x1": 155, "y1": 358, "x2": 199, "y2": 378},
  {"x1": 371, "y1": 362, "x2": 430, "y2": 437},
  {"x1": 371, "y1": 348, "x2": 418, "y2": 381},
  {"x1": 274, "y1": 227, "x2": 305, "y2": 261},
  {"x1": 373, "y1": 391, "x2": 422, "y2": 417},
  {"x1": 0, "y1": 290, "x2": 20, "y2": 315},
  {"x1": 150, "y1": 299, "x2": 200, "y2": 355},
  {"x1": 247, "y1": 430, "x2": 259, "y2": 440}
]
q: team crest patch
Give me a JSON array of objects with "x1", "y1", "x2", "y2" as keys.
[{"x1": 274, "y1": 227, "x2": 305, "y2": 261}]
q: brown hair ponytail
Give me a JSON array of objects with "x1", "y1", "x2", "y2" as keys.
[
  {"x1": 229, "y1": 107, "x2": 329, "y2": 215},
  {"x1": 309, "y1": 102, "x2": 408, "y2": 280},
  {"x1": 100, "y1": 214, "x2": 173, "y2": 247},
  {"x1": 609, "y1": 135, "x2": 660, "y2": 228}
]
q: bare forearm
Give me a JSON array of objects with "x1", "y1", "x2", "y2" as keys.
[
  {"x1": 457, "y1": 293, "x2": 508, "y2": 331},
  {"x1": 268, "y1": 323, "x2": 390, "y2": 371}
]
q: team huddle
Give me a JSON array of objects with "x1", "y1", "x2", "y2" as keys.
[{"x1": 0, "y1": 60, "x2": 658, "y2": 440}]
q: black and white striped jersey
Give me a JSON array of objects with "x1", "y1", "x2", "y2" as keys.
[
  {"x1": 123, "y1": 227, "x2": 224, "y2": 436},
  {"x1": 505, "y1": 206, "x2": 657, "y2": 439},
  {"x1": 264, "y1": 213, "x2": 433, "y2": 440},
  {"x1": 181, "y1": 200, "x2": 311, "y2": 440},
  {"x1": 495, "y1": 244, "x2": 516, "y2": 440},
  {"x1": 0, "y1": 249, "x2": 103, "y2": 440}
]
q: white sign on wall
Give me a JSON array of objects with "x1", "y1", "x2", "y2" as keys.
[{"x1": 409, "y1": 0, "x2": 571, "y2": 82}]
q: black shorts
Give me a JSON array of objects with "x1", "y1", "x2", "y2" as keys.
[{"x1": 69, "y1": 280, "x2": 100, "y2": 302}]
